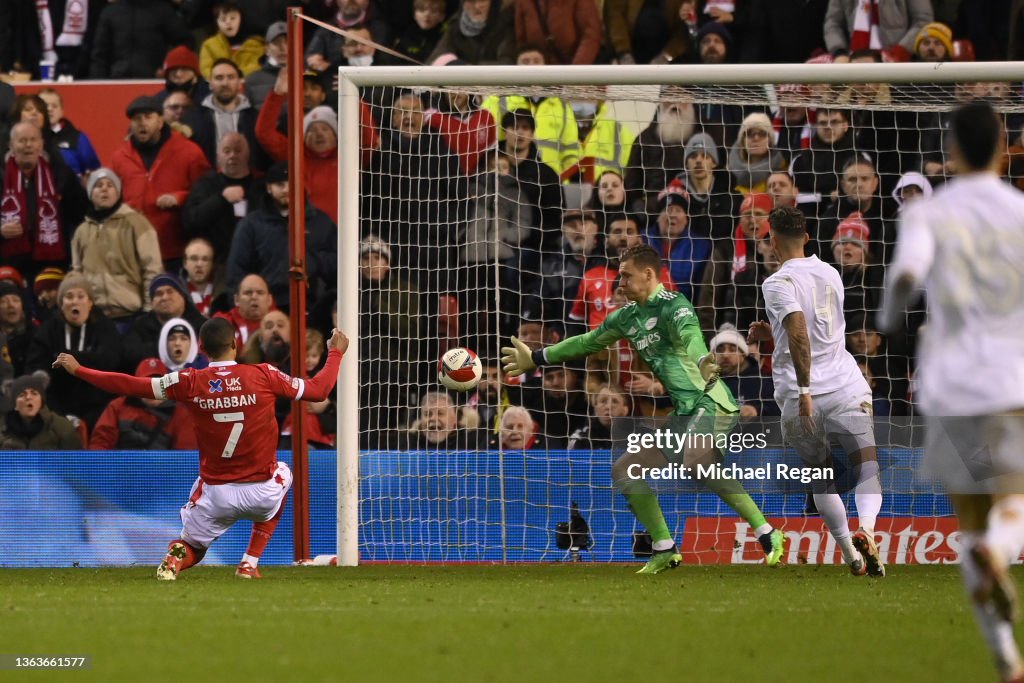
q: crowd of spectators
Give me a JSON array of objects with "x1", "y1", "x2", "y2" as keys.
[{"x1": 0, "y1": 0, "x2": 1020, "y2": 451}]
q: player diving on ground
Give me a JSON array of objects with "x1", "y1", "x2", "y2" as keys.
[{"x1": 502, "y1": 244, "x2": 785, "y2": 573}]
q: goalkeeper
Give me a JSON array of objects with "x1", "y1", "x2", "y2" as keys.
[{"x1": 502, "y1": 244, "x2": 785, "y2": 573}]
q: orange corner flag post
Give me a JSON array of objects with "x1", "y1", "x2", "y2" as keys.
[{"x1": 287, "y1": 6, "x2": 309, "y2": 563}]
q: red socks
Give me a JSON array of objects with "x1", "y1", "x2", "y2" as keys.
[
  {"x1": 245, "y1": 493, "x2": 288, "y2": 559},
  {"x1": 167, "y1": 539, "x2": 207, "y2": 572}
]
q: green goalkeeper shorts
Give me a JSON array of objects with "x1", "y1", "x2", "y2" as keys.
[{"x1": 661, "y1": 394, "x2": 739, "y2": 462}]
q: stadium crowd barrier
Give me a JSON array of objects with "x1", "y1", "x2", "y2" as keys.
[{"x1": 0, "y1": 448, "x2": 954, "y2": 567}]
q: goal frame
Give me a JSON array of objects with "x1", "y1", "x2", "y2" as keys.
[{"x1": 335, "y1": 61, "x2": 1024, "y2": 567}]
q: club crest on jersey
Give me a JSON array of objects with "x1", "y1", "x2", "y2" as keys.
[
  {"x1": 208, "y1": 379, "x2": 224, "y2": 393},
  {"x1": 644, "y1": 317, "x2": 658, "y2": 330}
]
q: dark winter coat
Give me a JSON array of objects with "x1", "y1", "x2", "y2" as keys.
[
  {"x1": 0, "y1": 408, "x2": 82, "y2": 450},
  {"x1": 428, "y1": 2, "x2": 516, "y2": 65},
  {"x1": 89, "y1": 0, "x2": 193, "y2": 79},
  {"x1": 225, "y1": 204, "x2": 337, "y2": 309},
  {"x1": 25, "y1": 309, "x2": 122, "y2": 427},
  {"x1": 182, "y1": 171, "x2": 264, "y2": 262}
]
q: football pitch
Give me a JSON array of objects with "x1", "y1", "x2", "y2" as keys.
[{"x1": 0, "y1": 564, "x2": 1009, "y2": 682}]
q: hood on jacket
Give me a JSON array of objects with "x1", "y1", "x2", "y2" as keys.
[{"x1": 158, "y1": 316, "x2": 199, "y2": 371}]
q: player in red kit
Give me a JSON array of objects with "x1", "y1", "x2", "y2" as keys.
[{"x1": 52, "y1": 317, "x2": 348, "y2": 581}]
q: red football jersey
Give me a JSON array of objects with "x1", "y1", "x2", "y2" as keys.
[
  {"x1": 156, "y1": 361, "x2": 305, "y2": 485},
  {"x1": 571, "y1": 264, "x2": 676, "y2": 329}
]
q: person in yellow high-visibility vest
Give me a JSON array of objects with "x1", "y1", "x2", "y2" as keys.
[
  {"x1": 480, "y1": 94, "x2": 581, "y2": 180},
  {"x1": 570, "y1": 100, "x2": 637, "y2": 185},
  {"x1": 479, "y1": 46, "x2": 581, "y2": 179}
]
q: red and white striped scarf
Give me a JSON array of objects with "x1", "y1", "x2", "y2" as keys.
[
  {"x1": 850, "y1": 0, "x2": 882, "y2": 51},
  {"x1": 37, "y1": 0, "x2": 90, "y2": 58},
  {"x1": 1, "y1": 154, "x2": 66, "y2": 262},
  {"x1": 772, "y1": 108, "x2": 816, "y2": 151}
]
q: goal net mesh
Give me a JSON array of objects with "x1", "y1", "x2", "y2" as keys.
[{"x1": 348, "y1": 73, "x2": 1024, "y2": 564}]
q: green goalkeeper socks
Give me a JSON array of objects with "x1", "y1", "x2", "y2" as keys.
[
  {"x1": 619, "y1": 481, "x2": 673, "y2": 545},
  {"x1": 699, "y1": 476, "x2": 768, "y2": 530}
]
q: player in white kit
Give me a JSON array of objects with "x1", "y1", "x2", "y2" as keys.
[
  {"x1": 748, "y1": 205, "x2": 884, "y2": 577},
  {"x1": 879, "y1": 101, "x2": 1024, "y2": 683}
]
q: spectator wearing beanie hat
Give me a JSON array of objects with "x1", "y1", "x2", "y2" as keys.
[
  {"x1": 156, "y1": 46, "x2": 210, "y2": 103},
  {"x1": 256, "y1": 67, "x2": 379, "y2": 224},
  {"x1": 122, "y1": 272, "x2": 207, "y2": 372},
  {"x1": 728, "y1": 113, "x2": 788, "y2": 195},
  {"x1": 697, "y1": 22, "x2": 732, "y2": 64},
  {"x1": 914, "y1": 22, "x2": 953, "y2": 62},
  {"x1": 24, "y1": 272, "x2": 122, "y2": 428},
  {"x1": 0, "y1": 266, "x2": 25, "y2": 289},
  {"x1": 0, "y1": 373, "x2": 82, "y2": 450},
  {"x1": 72, "y1": 167, "x2": 164, "y2": 323},
  {"x1": 698, "y1": 192, "x2": 773, "y2": 334},
  {"x1": 88, "y1": 357, "x2": 198, "y2": 451},
  {"x1": 709, "y1": 323, "x2": 779, "y2": 419},
  {"x1": 88, "y1": 2, "x2": 192, "y2": 79},
  {"x1": 832, "y1": 212, "x2": 885, "y2": 326},
  {"x1": 646, "y1": 180, "x2": 711, "y2": 303},
  {"x1": 32, "y1": 267, "x2": 64, "y2": 325}
]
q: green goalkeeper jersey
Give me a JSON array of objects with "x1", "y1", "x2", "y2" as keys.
[{"x1": 544, "y1": 284, "x2": 737, "y2": 416}]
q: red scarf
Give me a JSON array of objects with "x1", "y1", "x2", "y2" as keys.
[
  {"x1": 732, "y1": 226, "x2": 753, "y2": 280},
  {"x1": 850, "y1": 0, "x2": 881, "y2": 51},
  {"x1": 188, "y1": 281, "x2": 213, "y2": 317},
  {"x1": 1, "y1": 155, "x2": 66, "y2": 262}
]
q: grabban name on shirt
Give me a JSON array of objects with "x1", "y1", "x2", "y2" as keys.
[{"x1": 195, "y1": 394, "x2": 258, "y2": 410}]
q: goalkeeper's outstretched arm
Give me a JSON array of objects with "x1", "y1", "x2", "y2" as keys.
[{"x1": 502, "y1": 324, "x2": 622, "y2": 377}]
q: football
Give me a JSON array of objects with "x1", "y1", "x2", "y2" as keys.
[{"x1": 438, "y1": 347, "x2": 482, "y2": 392}]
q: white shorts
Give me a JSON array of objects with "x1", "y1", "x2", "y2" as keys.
[
  {"x1": 179, "y1": 462, "x2": 293, "y2": 549},
  {"x1": 923, "y1": 415, "x2": 1024, "y2": 494},
  {"x1": 781, "y1": 386, "x2": 875, "y2": 464}
]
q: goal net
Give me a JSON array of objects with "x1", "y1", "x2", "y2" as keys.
[{"x1": 334, "y1": 63, "x2": 1024, "y2": 566}]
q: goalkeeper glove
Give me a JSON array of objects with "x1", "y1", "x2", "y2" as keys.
[
  {"x1": 697, "y1": 352, "x2": 721, "y2": 389},
  {"x1": 501, "y1": 336, "x2": 537, "y2": 377}
]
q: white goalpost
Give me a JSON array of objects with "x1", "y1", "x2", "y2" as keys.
[{"x1": 336, "y1": 62, "x2": 1024, "y2": 568}]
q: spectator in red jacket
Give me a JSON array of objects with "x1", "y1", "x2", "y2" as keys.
[
  {"x1": 423, "y1": 77, "x2": 496, "y2": 175},
  {"x1": 88, "y1": 357, "x2": 198, "y2": 450},
  {"x1": 109, "y1": 95, "x2": 211, "y2": 270},
  {"x1": 256, "y1": 68, "x2": 378, "y2": 224},
  {"x1": 514, "y1": 0, "x2": 602, "y2": 65}
]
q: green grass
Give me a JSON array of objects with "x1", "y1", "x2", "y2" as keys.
[{"x1": 0, "y1": 564, "x2": 1012, "y2": 682}]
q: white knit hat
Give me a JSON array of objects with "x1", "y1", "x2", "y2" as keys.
[
  {"x1": 708, "y1": 323, "x2": 749, "y2": 356},
  {"x1": 303, "y1": 106, "x2": 338, "y2": 136}
]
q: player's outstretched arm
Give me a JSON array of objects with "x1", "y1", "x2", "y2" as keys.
[
  {"x1": 501, "y1": 324, "x2": 622, "y2": 378},
  {"x1": 52, "y1": 353, "x2": 160, "y2": 399},
  {"x1": 300, "y1": 329, "x2": 348, "y2": 401}
]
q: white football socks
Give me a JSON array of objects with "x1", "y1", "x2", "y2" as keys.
[
  {"x1": 853, "y1": 460, "x2": 882, "y2": 533},
  {"x1": 241, "y1": 553, "x2": 260, "y2": 567},
  {"x1": 960, "y1": 532, "x2": 1023, "y2": 680},
  {"x1": 813, "y1": 493, "x2": 859, "y2": 564}
]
